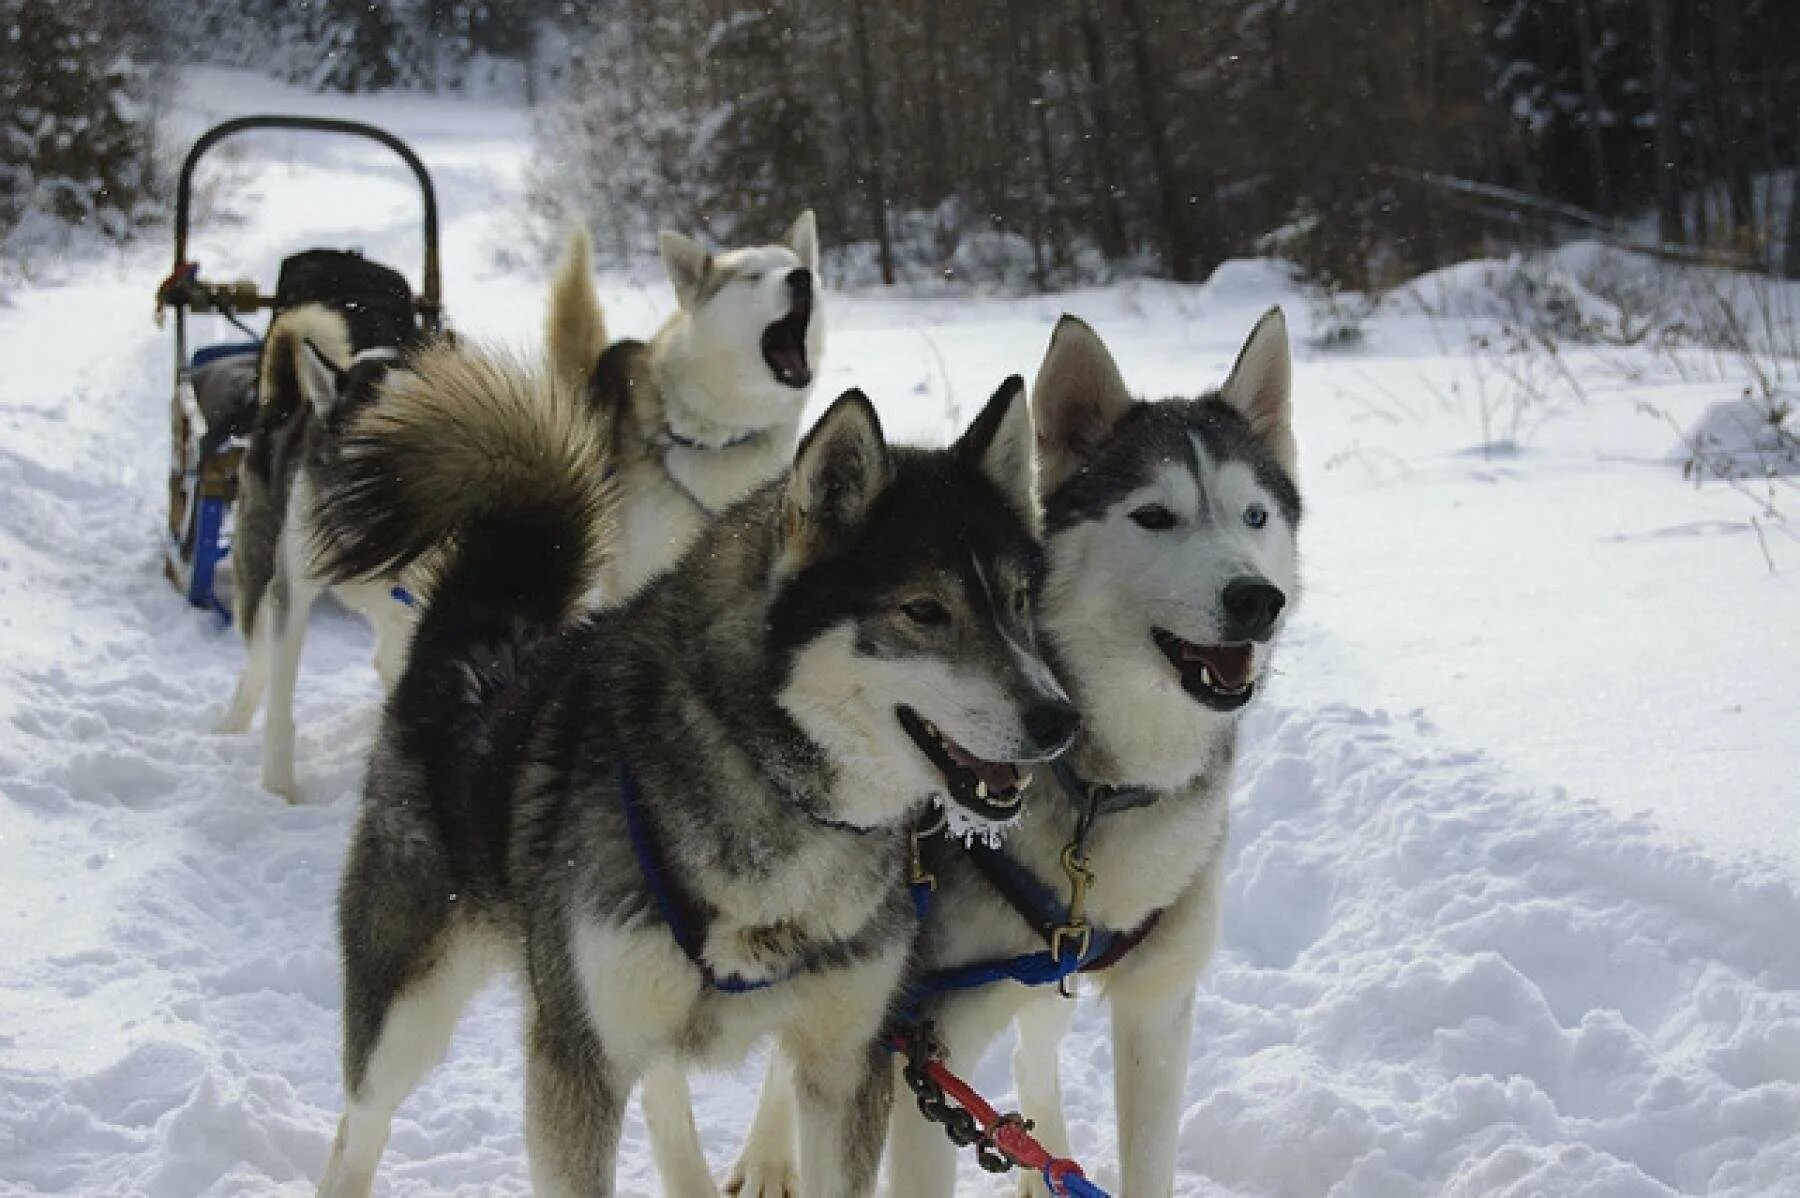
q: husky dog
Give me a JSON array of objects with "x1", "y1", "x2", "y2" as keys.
[
  {"x1": 214, "y1": 305, "x2": 416, "y2": 801},
  {"x1": 719, "y1": 310, "x2": 1300, "y2": 1198},
  {"x1": 309, "y1": 339, "x2": 1079, "y2": 1198},
  {"x1": 547, "y1": 211, "x2": 825, "y2": 599}
]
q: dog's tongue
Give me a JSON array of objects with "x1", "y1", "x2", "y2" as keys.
[
  {"x1": 1194, "y1": 643, "x2": 1254, "y2": 689},
  {"x1": 943, "y1": 740, "x2": 1021, "y2": 791}
]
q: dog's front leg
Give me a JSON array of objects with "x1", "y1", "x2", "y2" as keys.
[
  {"x1": 640, "y1": 1060, "x2": 719, "y2": 1198},
  {"x1": 786, "y1": 1034, "x2": 890, "y2": 1198},
  {"x1": 724, "y1": 1049, "x2": 799, "y2": 1197},
  {"x1": 1106, "y1": 863, "x2": 1224, "y2": 1198},
  {"x1": 1010, "y1": 994, "x2": 1077, "y2": 1198},
  {"x1": 882, "y1": 986, "x2": 1018, "y2": 1198},
  {"x1": 216, "y1": 610, "x2": 271, "y2": 733},
  {"x1": 367, "y1": 595, "x2": 414, "y2": 692},
  {"x1": 260, "y1": 566, "x2": 319, "y2": 801}
]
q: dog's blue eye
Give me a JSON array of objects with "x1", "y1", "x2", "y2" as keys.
[
  {"x1": 902, "y1": 599, "x2": 951, "y2": 627},
  {"x1": 1243, "y1": 503, "x2": 1268, "y2": 529},
  {"x1": 1129, "y1": 505, "x2": 1177, "y2": 531}
]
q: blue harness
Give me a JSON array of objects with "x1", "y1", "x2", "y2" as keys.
[
  {"x1": 901, "y1": 759, "x2": 1162, "y2": 1016},
  {"x1": 615, "y1": 760, "x2": 889, "y2": 994},
  {"x1": 614, "y1": 754, "x2": 1160, "y2": 1003}
]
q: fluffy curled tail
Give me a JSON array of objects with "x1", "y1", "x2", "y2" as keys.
[
  {"x1": 313, "y1": 340, "x2": 614, "y2": 633},
  {"x1": 260, "y1": 302, "x2": 352, "y2": 423},
  {"x1": 546, "y1": 224, "x2": 607, "y2": 388}
]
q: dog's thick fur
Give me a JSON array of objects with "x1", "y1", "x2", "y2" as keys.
[
  {"x1": 309, "y1": 340, "x2": 1074, "y2": 1198},
  {"x1": 214, "y1": 304, "x2": 416, "y2": 800},
  {"x1": 547, "y1": 211, "x2": 826, "y2": 599},
  {"x1": 717, "y1": 310, "x2": 1303, "y2": 1198}
]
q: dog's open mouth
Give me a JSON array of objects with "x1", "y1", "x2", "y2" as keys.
[
  {"x1": 896, "y1": 706, "x2": 1026, "y2": 822},
  {"x1": 761, "y1": 307, "x2": 812, "y2": 389},
  {"x1": 1152, "y1": 629, "x2": 1256, "y2": 712}
]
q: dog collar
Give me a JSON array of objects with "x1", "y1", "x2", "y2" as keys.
[
  {"x1": 1047, "y1": 757, "x2": 1159, "y2": 820},
  {"x1": 661, "y1": 421, "x2": 761, "y2": 452}
]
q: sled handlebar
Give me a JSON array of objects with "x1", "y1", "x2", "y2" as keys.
[{"x1": 172, "y1": 115, "x2": 442, "y2": 326}]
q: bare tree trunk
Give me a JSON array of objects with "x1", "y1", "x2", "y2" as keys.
[
  {"x1": 1649, "y1": 0, "x2": 1683, "y2": 246},
  {"x1": 849, "y1": 0, "x2": 895, "y2": 284},
  {"x1": 1117, "y1": 0, "x2": 1194, "y2": 279},
  {"x1": 921, "y1": 0, "x2": 951, "y2": 206},
  {"x1": 1786, "y1": 123, "x2": 1800, "y2": 278},
  {"x1": 1571, "y1": 0, "x2": 1613, "y2": 215},
  {"x1": 1713, "y1": 0, "x2": 1754, "y2": 241},
  {"x1": 1078, "y1": 0, "x2": 1129, "y2": 259},
  {"x1": 1024, "y1": 12, "x2": 1064, "y2": 283}
]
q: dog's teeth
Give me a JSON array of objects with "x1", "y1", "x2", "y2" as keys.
[
  {"x1": 1200, "y1": 665, "x2": 1217, "y2": 688},
  {"x1": 975, "y1": 780, "x2": 988, "y2": 799}
]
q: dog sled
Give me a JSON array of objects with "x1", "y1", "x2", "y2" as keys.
[{"x1": 154, "y1": 115, "x2": 444, "y2": 619}]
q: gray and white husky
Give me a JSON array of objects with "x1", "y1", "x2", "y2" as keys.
[
  {"x1": 717, "y1": 309, "x2": 1301, "y2": 1198},
  {"x1": 307, "y1": 338, "x2": 1078, "y2": 1197},
  {"x1": 547, "y1": 211, "x2": 825, "y2": 599},
  {"x1": 214, "y1": 304, "x2": 416, "y2": 801}
]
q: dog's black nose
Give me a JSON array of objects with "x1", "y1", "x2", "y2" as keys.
[
  {"x1": 1024, "y1": 700, "x2": 1081, "y2": 756},
  {"x1": 1222, "y1": 577, "x2": 1286, "y2": 643},
  {"x1": 786, "y1": 268, "x2": 812, "y2": 301}
]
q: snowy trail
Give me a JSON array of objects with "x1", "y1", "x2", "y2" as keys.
[{"x1": 3, "y1": 69, "x2": 1799, "y2": 1195}]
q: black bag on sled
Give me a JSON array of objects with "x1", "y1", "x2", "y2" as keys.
[{"x1": 274, "y1": 248, "x2": 420, "y2": 353}]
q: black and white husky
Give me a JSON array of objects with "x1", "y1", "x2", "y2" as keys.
[
  {"x1": 214, "y1": 305, "x2": 415, "y2": 801},
  {"x1": 307, "y1": 339, "x2": 1078, "y2": 1197},
  {"x1": 718, "y1": 310, "x2": 1302, "y2": 1198},
  {"x1": 547, "y1": 211, "x2": 825, "y2": 598}
]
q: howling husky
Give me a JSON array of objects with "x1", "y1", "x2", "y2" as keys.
[
  {"x1": 307, "y1": 338, "x2": 1077, "y2": 1197},
  {"x1": 547, "y1": 211, "x2": 825, "y2": 599}
]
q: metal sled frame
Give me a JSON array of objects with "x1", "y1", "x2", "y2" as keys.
[{"x1": 162, "y1": 115, "x2": 443, "y2": 619}]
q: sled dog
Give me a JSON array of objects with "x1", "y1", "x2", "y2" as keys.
[
  {"x1": 547, "y1": 211, "x2": 825, "y2": 599},
  {"x1": 214, "y1": 304, "x2": 416, "y2": 800},
  {"x1": 719, "y1": 309, "x2": 1302, "y2": 1198},
  {"x1": 309, "y1": 339, "x2": 1079, "y2": 1198}
]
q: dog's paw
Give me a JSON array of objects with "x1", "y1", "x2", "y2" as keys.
[
  {"x1": 213, "y1": 708, "x2": 252, "y2": 735},
  {"x1": 1015, "y1": 1172, "x2": 1053, "y2": 1198},
  {"x1": 261, "y1": 769, "x2": 300, "y2": 803},
  {"x1": 722, "y1": 1155, "x2": 797, "y2": 1198}
]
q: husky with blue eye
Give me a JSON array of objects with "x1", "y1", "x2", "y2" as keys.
[
  {"x1": 547, "y1": 211, "x2": 825, "y2": 600},
  {"x1": 306, "y1": 336, "x2": 1078, "y2": 1198},
  {"x1": 718, "y1": 310, "x2": 1302, "y2": 1198}
]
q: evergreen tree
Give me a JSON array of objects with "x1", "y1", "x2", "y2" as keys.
[{"x1": 0, "y1": 0, "x2": 160, "y2": 247}]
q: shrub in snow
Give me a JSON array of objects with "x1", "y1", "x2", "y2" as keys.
[{"x1": 0, "y1": 0, "x2": 162, "y2": 262}]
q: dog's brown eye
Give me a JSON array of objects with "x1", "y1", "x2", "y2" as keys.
[
  {"x1": 1130, "y1": 504, "x2": 1177, "y2": 531},
  {"x1": 901, "y1": 598, "x2": 951, "y2": 627}
]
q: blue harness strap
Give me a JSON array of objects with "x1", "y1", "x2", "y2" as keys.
[
  {"x1": 900, "y1": 763, "x2": 1164, "y2": 1015},
  {"x1": 615, "y1": 761, "x2": 783, "y2": 994}
]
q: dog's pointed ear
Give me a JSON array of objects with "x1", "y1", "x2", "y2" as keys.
[
  {"x1": 1031, "y1": 315, "x2": 1134, "y2": 494},
  {"x1": 298, "y1": 339, "x2": 345, "y2": 419},
  {"x1": 786, "y1": 209, "x2": 820, "y2": 273},
  {"x1": 1220, "y1": 306, "x2": 1296, "y2": 474},
  {"x1": 779, "y1": 389, "x2": 892, "y2": 573},
  {"x1": 658, "y1": 230, "x2": 710, "y2": 311},
  {"x1": 954, "y1": 375, "x2": 1037, "y2": 533}
]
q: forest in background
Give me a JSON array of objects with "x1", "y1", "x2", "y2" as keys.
[{"x1": 6, "y1": 0, "x2": 1800, "y2": 291}]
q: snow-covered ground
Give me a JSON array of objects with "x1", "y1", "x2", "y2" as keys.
[{"x1": 2, "y1": 69, "x2": 1798, "y2": 1196}]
